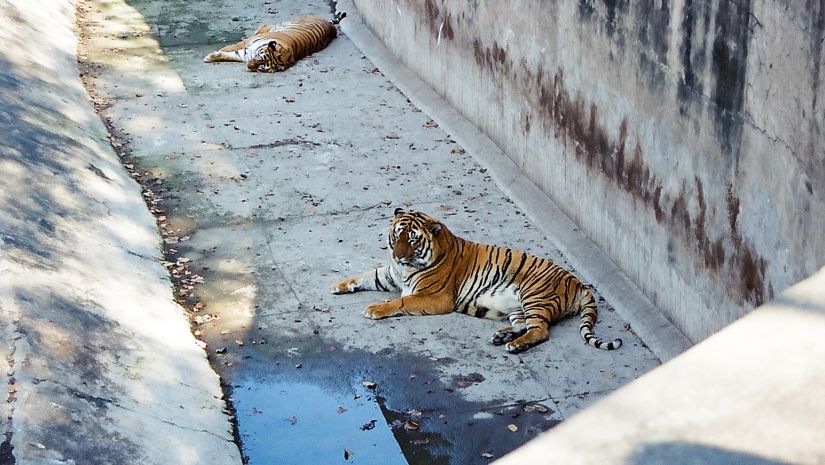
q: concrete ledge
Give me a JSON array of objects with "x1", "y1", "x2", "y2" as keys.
[
  {"x1": 493, "y1": 265, "x2": 825, "y2": 465},
  {"x1": 338, "y1": 0, "x2": 691, "y2": 362},
  {"x1": 0, "y1": 1, "x2": 241, "y2": 463}
]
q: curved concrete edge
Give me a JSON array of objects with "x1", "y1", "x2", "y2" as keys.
[
  {"x1": 0, "y1": 1, "x2": 241, "y2": 464},
  {"x1": 493, "y1": 265, "x2": 825, "y2": 465},
  {"x1": 337, "y1": 1, "x2": 691, "y2": 362}
]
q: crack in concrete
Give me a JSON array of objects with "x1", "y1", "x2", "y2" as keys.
[
  {"x1": 124, "y1": 248, "x2": 160, "y2": 262},
  {"x1": 231, "y1": 139, "x2": 322, "y2": 150}
]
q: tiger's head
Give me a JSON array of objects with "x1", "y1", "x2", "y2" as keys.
[
  {"x1": 388, "y1": 209, "x2": 449, "y2": 269},
  {"x1": 246, "y1": 40, "x2": 286, "y2": 72}
]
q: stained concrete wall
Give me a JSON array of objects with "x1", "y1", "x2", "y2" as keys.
[{"x1": 352, "y1": 0, "x2": 825, "y2": 342}]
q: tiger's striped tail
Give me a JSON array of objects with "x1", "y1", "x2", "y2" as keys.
[
  {"x1": 579, "y1": 298, "x2": 622, "y2": 350},
  {"x1": 332, "y1": 11, "x2": 347, "y2": 24}
]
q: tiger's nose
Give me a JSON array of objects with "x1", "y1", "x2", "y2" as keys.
[{"x1": 392, "y1": 239, "x2": 413, "y2": 260}]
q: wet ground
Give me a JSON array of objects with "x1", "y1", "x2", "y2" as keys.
[{"x1": 76, "y1": 0, "x2": 661, "y2": 463}]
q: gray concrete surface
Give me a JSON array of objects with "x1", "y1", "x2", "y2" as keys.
[
  {"x1": 75, "y1": 0, "x2": 670, "y2": 463},
  {"x1": 352, "y1": 0, "x2": 825, "y2": 344},
  {"x1": 495, "y1": 265, "x2": 825, "y2": 465},
  {"x1": 0, "y1": 0, "x2": 241, "y2": 464}
]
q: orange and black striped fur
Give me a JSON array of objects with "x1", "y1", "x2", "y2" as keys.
[
  {"x1": 331, "y1": 209, "x2": 622, "y2": 353},
  {"x1": 203, "y1": 13, "x2": 345, "y2": 72}
]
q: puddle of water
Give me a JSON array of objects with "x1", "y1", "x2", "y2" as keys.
[
  {"x1": 234, "y1": 377, "x2": 407, "y2": 465},
  {"x1": 227, "y1": 343, "x2": 560, "y2": 465}
]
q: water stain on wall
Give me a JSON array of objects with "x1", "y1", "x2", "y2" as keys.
[
  {"x1": 467, "y1": 35, "x2": 769, "y2": 305},
  {"x1": 805, "y1": 0, "x2": 825, "y2": 190},
  {"x1": 578, "y1": 0, "x2": 753, "y2": 168},
  {"x1": 394, "y1": 0, "x2": 779, "y2": 309},
  {"x1": 677, "y1": 0, "x2": 710, "y2": 114},
  {"x1": 415, "y1": 0, "x2": 456, "y2": 43},
  {"x1": 709, "y1": 0, "x2": 751, "y2": 160},
  {"x1": 549, "y1": 68, "x2": 767, "y2": 305}
]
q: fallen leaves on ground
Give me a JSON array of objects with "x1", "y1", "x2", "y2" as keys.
[
  {"x1": 523, "y1": 403, "x2": 549, "y2": 414},
  {"x1": 454, "y1": 372, "x2": 486, "y2": 388}
]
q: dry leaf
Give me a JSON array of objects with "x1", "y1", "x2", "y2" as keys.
[
  {"x1": 482, "y1": 452, "x2": 494, "y2": 459},
  {"x1": 404, "y1": 420, "x2": 420, "y2": 431},
  {"x1": 362, "y1": 380, "x2": 377, "y2": 390},
  {"x1": 507, "y1": 424, "x2": 518, "y2": 432},
  {"x1": 337, "y1": 406, "x2": 347, "y2": 414},
  {"x1": 344, "y1": 449, "x2": 353, "y2": 460}
]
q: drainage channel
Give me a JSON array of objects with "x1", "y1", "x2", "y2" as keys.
[{"x1": 75, "y1": 0, "x2": 662, "y2": 463}]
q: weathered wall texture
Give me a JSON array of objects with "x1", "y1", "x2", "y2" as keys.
[
  {"x1": 0, "y1": 0, "x2": 241, "y2": 462},
  {"x1": 353, "y1": 0, "x2": 825, "y2": 342}
]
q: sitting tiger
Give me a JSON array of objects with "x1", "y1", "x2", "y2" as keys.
[
  {"x1": 203, "y1": 12, "x2": 345, "y2": 72},
  {"x1": 331, "y1": 209, "x2": 622, "y2": 353}
]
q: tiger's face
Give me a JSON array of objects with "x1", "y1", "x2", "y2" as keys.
[
  {"x1": 388, "y1": 209, "x2": 444, "y2": 269},
  {"x1": 246, "y1": 40, "x2": 285, "y2": 72}
]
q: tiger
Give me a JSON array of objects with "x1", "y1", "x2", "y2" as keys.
[
  {"x1": 331, "y1": 209, "x2": 622, "y2": 353},
  {"x1": 203, "y1": 12, "x2": 345, "y2": 72}
]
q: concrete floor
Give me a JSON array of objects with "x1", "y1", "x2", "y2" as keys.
[{"x1": 77, "y1": 0, "x2": 660, "y2": 463}]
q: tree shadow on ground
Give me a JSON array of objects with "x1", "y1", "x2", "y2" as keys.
[{"x1": 631, "y1": 441, "x2": 793, "y2": 465}]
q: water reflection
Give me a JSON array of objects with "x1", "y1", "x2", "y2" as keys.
[{"x1": 234, "y1": 378, "x2": 408, "y2": 465}]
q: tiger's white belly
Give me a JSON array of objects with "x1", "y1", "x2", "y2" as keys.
[{"x1": 464, "y1": 287, "x2": 520, "y2": 319}]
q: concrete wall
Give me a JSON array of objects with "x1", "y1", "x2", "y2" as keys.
[
  {"x1": 352, "y1": 0, "x2": 825, "y2": 342},
  {"x1": 0, "y1": 0, "x2": 241, "y2": 462}
]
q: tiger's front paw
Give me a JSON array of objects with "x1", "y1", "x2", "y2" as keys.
[
  {"x1": 491, "y1": 326, "x2": 525, "y2": 346},
  {"x1": 203, "y1": 52, "x2": 219, "y2": 62},
  {"x1": 362, "y1": 303, "x2": 397, "y2": 320},
  {"x1": 330, "y1": 279, "x2": 356, "y2": 294},
  {"x1": 490, "y1": 329, "x2": 514, "y2": 346},
  {"x1": 504, "y1": 341, "x2": 530, "y2": 354}
]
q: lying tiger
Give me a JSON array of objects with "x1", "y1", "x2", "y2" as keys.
[
  {"x1": 203, "y1": 12, "x2": 345, "y2": 72},
  {"x1": 332, "y1": 209, "x2": 622, "y2": 353}
]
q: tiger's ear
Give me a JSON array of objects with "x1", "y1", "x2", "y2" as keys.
[
  {"x1": 394, "y1": 207, "x2": 404, "y2": 216},
  {"x1": 430, "y1": 222, "x2": 443, "y2": 236},
  {"x1": 267, "y1": 40, "x2": 277, "y2": 50}
]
